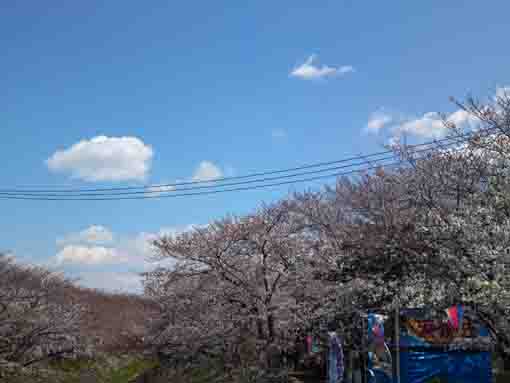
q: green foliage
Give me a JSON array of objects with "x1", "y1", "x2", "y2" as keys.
[
  {"x1": 8, "y1": 356, "x2": 160, "y2": 383},
  {"x1": 103, "y1": 358, "x2": 159, "y2": 383},
  {"x1": 425, "y1": 377, "x2": 443, "y2": 383},
  {"x1": 49, "y1": 358, "x2": 96, "y2": 374},
  {"x1": 495, "y1": 371, "x2": 510, "y2": 383},
  {"x1": 186, "y1": 367, "x2": 223, "y2": 383}
]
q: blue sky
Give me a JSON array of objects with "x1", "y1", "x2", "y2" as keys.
[{"x1": 2, "y1": 1, "x2": 509, "y2": 291}]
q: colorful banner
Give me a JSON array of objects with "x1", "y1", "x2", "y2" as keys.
[
  {"x1": 398, "y1": 306, "x2": 492, "y2": 383},
  {"x1": 400, "y1": 306, "x2": 491, "y2": 349},
  {"x1": 367, "y1": 313, "x2": 392, "y2": 382}
]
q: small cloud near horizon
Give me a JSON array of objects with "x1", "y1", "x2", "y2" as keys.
[{"x1": 192, "y1": 161, "x2": 224, "y2": 182}]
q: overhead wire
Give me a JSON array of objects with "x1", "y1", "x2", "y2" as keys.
[
  {"x1": 0, "y1": 164, "x2": 401, "y2": 200},
  {"x1": 0, "y1": 128, "x2": 488, "y2": 195},
  {"x1": 0, "y1": 130, "x2": 490, "y2": 201},
  {"x1": 0, "y1": 154, "x2": 397, "y2": 197}
]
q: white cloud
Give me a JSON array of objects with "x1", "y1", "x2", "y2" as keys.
[
  {"x1": 46, "y1": 136, "x2": 153, "y2": 182},
  {"x1": 366, "y1": 108, "x2": 482, "y2": 143},
  {"x1": 108, "y1": 225, "x2": 200, "y2": 270},
  {"x1": 290, "y1": 55, "x2": 354, "y2": 80},
  {"x1": 118, "y1": 232, "x2": 158, "y2": 266},
  {"x1": 496, "y1": 86, "x2": 510, "y2": 100},
  {"x1": 396, "y1": 110, "x2": 480, "y2": 139},
  {"x1": 366, "y1": 111, "x2": 393, "y2": 134},
  {"x1": 74, "y1": 271, "x2": 143, "y2": 293},
  {"x1": 338, "y1": 66, "x2": 355, "y2": 74},
  {"x1": 367, "y1": 88, "x2": 510, "y2": 141},
  {"x1": 144, "y1": 162, "x2": 225, "y2": 197},
  {"x1": 447, "y1": 109, "x2": 480, "y2": 130},
  {"x1": 144, "y1": 183, "x2": 176, "y2": 197},
  {"x1": 192, "y1": 161, "x2": 223, "y2": 182},
  {"x1": 57, "y1": 225, "x2": 114, "y2": 247},
  {"x1": 398, "y1": 112, "x2": 446, "y2": 139},
  {"x1": 158, "y1": 224, "x2": 200, "y2": 238},
  {"x1": 2, "y1": 253, "x2": 140, "y2": 292},
  {"x1": 54, "y1": 224, "x2": 198, "y2": 271},
  {"x1": 55, "y1": 245, "x2": 124, "y2": 266},
  {"x1": 271, "y1": 128, "x2": 287, "y2": 139}
]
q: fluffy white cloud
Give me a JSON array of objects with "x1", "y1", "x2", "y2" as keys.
[
  {"x1": 397, "y1": 110, "x2": 480, "y2": 139},
  {"x1": 74, "y1": 271, "x2": 143, "y2": 293},
  {"x1": 192, "y1": 161, "x2": 223, "y2": 182},
  {"x1": 447, "y1": 109, "x2": 481, "y2": 130},
  {"x1": 118, "y1": 232, "x2": 158, "y2": 265},
  {"x1": 290, "y1": 55, "x2": 354, "y2": 80},
  {"x1": 366, "y1": 108, "x2": 482, "y2": 142},
  {"x1": 366, "y1": 111, "x2": 393, "y2": 133},
  {"x1": 54, "y1": 224, "x2": 198, "y2": 271},
  {"x1": 367, "y1": 88, "x2": 510, "y2": 141},
  {"x1": 144, "y1": 162, "x2": 225, "y2": 197},
  {"x1": 55, "y1": 245, "x2": 124, "y2": 266},
  {"x1": 57, "y1": 225, "x2": 114, "y2": 247},
  {"x1": 46, "y1": 136, "x2": 153, "y2": 182},
  {"x1": 398, "y1": 112, "x2": 446, "y2": 138}
]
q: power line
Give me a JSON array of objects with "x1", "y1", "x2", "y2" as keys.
[
  {"x1": 0, "y1": 155, "x2": 398, "y2": 197},
  {"x1": 3, "y1": 150, "x2": 395, "y2": 193},
  {"x1": 0, "y1": 137, "x2": 471, "y2": 201},
  {"x1": 0, "y1": 129, "x2": 486, "y2": 195},
  {"x1": 0, "y1": 137, "x2": 468, "y2": 200},
  {"x1": 0, "y1": 162, "x2": 404, "y2": 201}
]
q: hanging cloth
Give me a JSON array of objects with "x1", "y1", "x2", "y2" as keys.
[
  {"x1": 328, "y1": 331, "x2": 344, "y2": 383},
  {"x1": 306, "y1": 335, "x2": 313, "y2": 354},
  {"x1": 312, "y1": 337, "x2": 320, "y2": 354}
]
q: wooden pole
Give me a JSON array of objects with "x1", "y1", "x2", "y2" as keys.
[
  {"x1": 395, "y1": 303, "x2": 401, "y2": 383},
  {"x1": 361, "y1": 316, "x2": 367, "y2": 383},
  {"x1": 349, "y1": 350, "x2": 353, "y2": 383}
]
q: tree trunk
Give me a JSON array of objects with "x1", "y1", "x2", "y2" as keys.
[{"x1": 267, "y1": 313, "x2": 275, "y2": 341}]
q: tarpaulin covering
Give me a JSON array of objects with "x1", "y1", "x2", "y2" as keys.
[
  {"x1": 399, "y1": 349, "x2": 492, "y2": 383},
  {"x1": 398, "y1": 306, "x2": 493, "y2": 383}
]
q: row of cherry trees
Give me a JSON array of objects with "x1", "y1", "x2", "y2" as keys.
[
  {"x1": 0, "y1": 253, "x2": 156, "y2": 369},
  {"x1": 143, "y1": 92, "x2": 510, "y2": 372},
  {"x1": 0, "y1": 254, "x2": 84, "y2": 366}
]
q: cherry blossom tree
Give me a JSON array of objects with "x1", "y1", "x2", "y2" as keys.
[
  {"x1": 143, "y1": 202, "x2": 305, "y2": 371},
  {"x1": 0, "y1": 254, "x2": 84, "y2": 366}
]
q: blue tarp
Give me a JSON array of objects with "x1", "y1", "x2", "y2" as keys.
[
  {"x1": 368, "y1": 306, "x2": 493, "y2": 383},
  {"x1": 398, "y1": 307, "x2": 492, "y2": 383},
  {"x1": 400, "y1": 349, "x2": 492, "y2": 383}
]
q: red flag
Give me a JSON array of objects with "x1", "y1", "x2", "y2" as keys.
[{"x1": 446, "y1": 305, "x2": 459, "y2": 331}]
